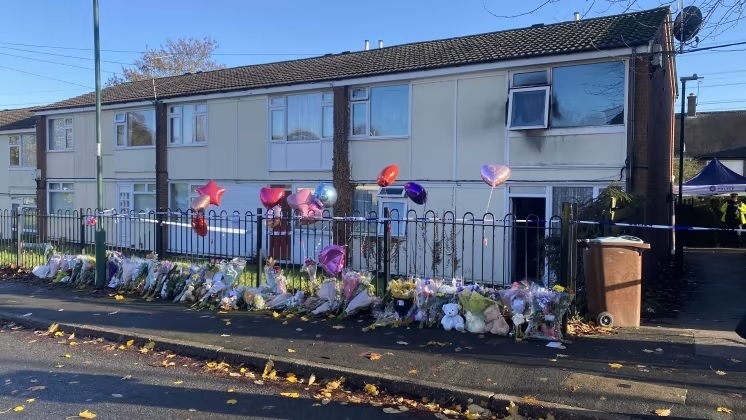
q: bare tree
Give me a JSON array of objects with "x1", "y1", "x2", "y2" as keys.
[
  {"x1": 483, "y1": 1, "x2": 746, "y2": 45},
  {"x1": 106, "y1": 37, "x2": 226, "y2": 86}
]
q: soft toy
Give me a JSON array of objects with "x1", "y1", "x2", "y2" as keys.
[
  {"x1": 441, "y1": 303, "x2": 465, "y2": 332},
  {"x1": 484, "y1": 304, "x2": 510, "y2": 336},
  {"x1": 464, "y1": 310, "x2": 486, "y2": 334}
]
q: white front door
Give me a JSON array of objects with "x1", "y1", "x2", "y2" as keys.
[{"x1": 117, "y1": 184, "x2": 133, "y2": 247}]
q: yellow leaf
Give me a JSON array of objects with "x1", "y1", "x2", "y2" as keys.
[
  {"x1": 69, "y1": 341, "x2": 78, "y2": 346},
  {"x1": 367, "y1": 353, "x2": 382, "y2": 361},
  {"x1": 239, "y1": 367, "x2": 246, "y2": 373},
  {"x1": 262, "y1": 360, "x2": 274, "y2": 378},
  {"x1": 364, "y1": 384, "x2": 379, "y2": 396},
  {"x1": 287, "y1": 348, "x2": 296, "y2": 353},
  {"x1": 79, "y1": 410, "x2": 97, "y2": 419},
  {"x1": 48, "y1": 323, "x2": 59, "y2": 334},
  {"x1": 286, "y1": 373, "x2": 297, "y2": 383},
  {"x1": 126, "y1": 339, "x2": 134, "y2": 347},
  {"x1": 54, "y1": 331, "x2": 64, "y2": 337},
  {"x1": 227, "y1": 388, "x2": 235, "y2": 393},
  {"x1": 272, "y1": 312, "x2": 280, "y2": 318},
  {"x1": 144, "y1": 340, "x2": 156, "y2": 350},
  {"x1": 25, "y1": 398, "x2": 35, "y2": 403},
  {"x1": 408, "y1": 370, "x2": 418, "y2": 374},
  {"x1": 114, "y1": 295, "x2": 124, "y2": 300},
  {"x1": 715, "y1": 370, "x2": 727, "y2": 376},
  {"x1": 300, "y1": 316, "x2": 309, "y2": 322},
  {"x1": 13, "y1": 406, "x2": 24, "y2": 412},
  {"x1": 654, "y1": 408, "x2": 671, "y2": 416},
  {"x1": 64, "y1": 354, "x2": 71, "y2": 358},
  {"x1": 117, "y1": 345, "x2": 126, "y2": 350},
  {"x1": 226, "y1": 399, "x2": 237, "y2": 405},
  {"x1": 608, "y1": 363, "x2": 623, "y2": 369},
  {"x1": 717, "y1": 407, "x2": 733, "y2": 414},
  {"x1": 173, "y1": 380, "x2": 183, "y2": 385},
  {"x1": 280, "y1": 392, "x2": 300, "y2": 398},
  {"x1": 308, "y1": 374, "x2": 316, "y2": 386}
]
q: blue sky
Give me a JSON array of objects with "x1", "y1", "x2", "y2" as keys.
[{"x1": 0, "y1": 0, "x2": 743, "y2": 112}]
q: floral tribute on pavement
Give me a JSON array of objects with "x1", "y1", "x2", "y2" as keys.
[{"x1": 30, "y1": 242, "x2": 574, "y2": 344}]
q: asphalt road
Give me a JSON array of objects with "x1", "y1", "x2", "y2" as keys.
[{"x1": 0, "y1": 323, "x2": 417, "y2": 420}]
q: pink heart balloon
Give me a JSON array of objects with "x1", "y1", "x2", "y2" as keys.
[
  {"x1": 480, "y1": 164, "x2": 511, "y2": 188},
  {"x1": 287, "y1": 189, "x2": 323, "y2": 212}
]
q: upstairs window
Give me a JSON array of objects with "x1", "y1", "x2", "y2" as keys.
[
  {"x1": 115, "y1": 109, "x2": 156, "y2": 148},
  {"x1": 48, "y1": 117, "x2": 73, "y2": 151},
  {"x1": 270, "y1": 92, "x2": 333, "y2": 141},
  {"x1": 169, "y1": 103, "x2": 208, "y2": 145},
  {"x1": 350, "y1": 84, "x2": 410, "y2": 138},
  {"x1": 9, "y1": 134, "x2": 36, "y2": 168},
  {"x1": 508, "y1": 61, "x2": 626, "y2": 130}
]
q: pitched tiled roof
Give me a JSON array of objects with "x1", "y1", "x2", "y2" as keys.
[
  {"x1": 0, "y1": 107, "x2": 37, "y2": 131},
  {"x1": 37, "y1": 6, "x2": 669, "y2": 111}
]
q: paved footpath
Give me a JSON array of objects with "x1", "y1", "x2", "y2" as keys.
[{"x1": 0, "y1": 251, "x2": 744, "y2": 419}]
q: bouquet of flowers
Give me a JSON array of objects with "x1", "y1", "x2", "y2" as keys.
[
  {"x1": 303, "y1": 258, "x2": 318, "y2": 289},
  {"x1": 500, "y1": 281, "x2": 534, "y2": 338},
  {"x1": 458, "y1": 286, "x2": 498, "y2": 334},
  {"x1": 413, "y1": 278, "x2": 441, "y2": 325},
  {"x1": 263, "y1": 257, "x2": 278, "y2": 291},
  {"x1": 424, "y1": 284, "x2": 459, "y2": 327},
  {"x1": 389, "y1": 278, "x2": 417, "y2": 320},
  {"x1": 106, "y1": 253, "x2": 123, "y2": 289},
  {"x1": 341, "y1": 271, "x2": 377, "y2": 317},
  {"x1": 525, "y1": 284, "x2": 574, "y2": 342}
]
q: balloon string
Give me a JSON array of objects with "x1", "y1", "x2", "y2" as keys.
[{"x1": 485, "y1": 186, "x2": 495, "y2": 214}]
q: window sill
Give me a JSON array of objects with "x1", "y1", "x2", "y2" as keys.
[
  {"x1": 168, "y1": 143, "x2": 208, "y2": 148},
  {"x1": 47, "y1": 149, "x2": 74, "y2": 153},
  {"x1": 268, "y1": 168, "x2": 332, "y2": 172},
  {"x1": 8, "y1": 167, "x2": 36, "y2": 171},
  {"x1": 350, "y1": 136, "x2": 410, "y2": 141},
  {"x1": 115, "y1": 146, "x2": 157, "y2": 150},
  {"x1": 270, "y1": 139, "x2": 333, "y2": 143},
  {"x1": 508, "y1": 125, "x2": 625, "y2": 136}
]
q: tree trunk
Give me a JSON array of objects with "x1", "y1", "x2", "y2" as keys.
[{"x1": 332, "y1": 86, "x2": 354, "y2": 263}]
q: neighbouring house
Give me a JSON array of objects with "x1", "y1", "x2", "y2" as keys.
[
  {"x1": 0, "y1": 107, "x2": 39, "y2": 230},
  {"x1": 674, "y1": 104, "x2": 746, "y2": 175},
  {"x1": 28, "y1": 6, "x2": 676, "y2": 283}
]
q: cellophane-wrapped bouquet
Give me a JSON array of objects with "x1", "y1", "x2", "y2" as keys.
[
  {"x1": 340, "y1": 271, "x2": 378, "y2": 317},
  {"x1": 413, "y1": 278, "x2": 441, "y2": 326},
  {"x1": 298, "y1": 278, "x2": 341, "y2": 316},
  {"x1": 459, "y1": 285, "x2": 499, "y2": 334},
  {"x1": 525, "y1": 284, "x2": 574, "y2": 342},
  {"x1": 425, "y1": 283, "x2": 459, "y2": 327},
  {"x1": 500, "y1": 280, "x2": 534, "y2": 338},
  {"x1": 303, "y1": 258, "x2": 318, "y2": 289}
]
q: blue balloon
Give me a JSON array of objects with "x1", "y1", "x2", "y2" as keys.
[
  {"x1": 313, "y1": 183, "x2": 338, "y2": 208},
  {"x1": 404, "y1": 182, "x2": 427, "y2": 205}
]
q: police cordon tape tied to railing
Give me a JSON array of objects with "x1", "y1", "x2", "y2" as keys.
[{"x1": 29, "y1": 249, "x2": 573, "y2": 343}]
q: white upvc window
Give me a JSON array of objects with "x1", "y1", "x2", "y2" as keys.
[
  {"x1": 47, "y1": 117, "x2": 73, "y2": 151},
  {"x1": 48, "y1": 182, "x2": 75, "y2": 213},
  {"x1": 168, "y1": 103, "x2": 208, "y2": 145},
  {"x1": 349, "y1": 84, "x2": 410, "y2": 138},
  {"x1": 508, "y1": 61, "x2": 627, "y2": 131},
  {"x1": 9, "y1": 134, "x2": 36, "y2": 168},
  {"x1": 377, "y1": 186, "x2": 408, "y2": 237},
  {"x1": 269, "y1": 92, "x2": 333, "y2": 141},
  {"x1": 114, "y1": 109, "x2": 156, "y2": 148},
  {"x1": 169, "y1": 182, "x2": 202, "y2": 210}
]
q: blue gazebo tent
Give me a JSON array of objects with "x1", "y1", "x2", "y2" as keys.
[{"x1": 682, "y1": 158, "x2": 746, "y2": 196}]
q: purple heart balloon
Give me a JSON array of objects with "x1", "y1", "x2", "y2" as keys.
[
  {"x1": 480, "y1": 164, "x2": 511, "y2": 188},
  {"x1": 404, "y1": 182, "x2": 427, "y2": 205},
  {"x1": 318, "y1": 244, "x2": 345, "y2": 277}
]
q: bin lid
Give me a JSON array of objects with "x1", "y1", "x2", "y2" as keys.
[{"x1": 588, "y1": 236, "x2": 650, "y2": 249}]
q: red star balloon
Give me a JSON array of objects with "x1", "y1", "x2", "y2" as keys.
[{"x1": 195, "y1": 180, "x2": 226, "y2": 207}]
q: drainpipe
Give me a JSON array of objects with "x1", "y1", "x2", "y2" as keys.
[{"x1": 627, "y1": 49, "x2": 636, "y2": 193}]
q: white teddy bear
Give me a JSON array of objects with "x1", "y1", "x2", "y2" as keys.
[{"x1": 441, "y1": 302, "x2": 465, "y2": 332}]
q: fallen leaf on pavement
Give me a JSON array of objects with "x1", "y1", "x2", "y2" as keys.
[
  {"x1": 280, "y1": 392, "x2": 299, "y2": 398},
  {"x1": 717, "y1": 407, "x2": 733, "y2": 414},
  {"x1": 64, "y1": 354, "x2": 71, "y2": 358},
  {"x1": 173, "y1": 381, "x2": 183, "y2": 385},
  {"x1": 655, "y1": 348, "x2": 663, "y2": 352},
  {"x1": 108, "y1": 310, "x2": 119, "y2": 315},
  {"x1": 643, "y1": 349, "x2": 654, "y2": 353},
  {"x1": 285, "y1": 373, "x2": 298, "y2": 383},
  {"x1": 272, "y1": 312, "x2": 280, "y2": 318},
  {"x1": 308, "y1": 374, "x2": 316, "y2": 386},
  {"x1": 408, "y1": 370, "x2": 418, "y2": 374},
  {"x1": 282, "y1": 321, "x2": 288, "y2": 325},
  {"x1": 729, "y1": 359, "x2": 741, "y2": 364},
  {"x1": 364, "y1": 384, "x2": 379, "y2": 396},
  {"x1": 27, "y1": 386, "x2": 46, "y2": 391},
  {"x1": 608, "y1": 363, "x2": 623, "y2": 369},
  {"x1": 427, "y1": 341, "x2": 449, "y2": 347},
  {"x1": 69, "y1": 341, "x2": 78, "y2": 346},
  {"x1": 114, "y1": 295, "x2": 124, "y2": 300},
  {"x1": 111, "y1": 394, "x2": 123, "y2": 398},
  {"x1": 443, "y1": 408, "x2": 460, "y2": 416},
  {"x1": 68, "y1": 333, "x2": 75, "y2": 340},
  {"x1": 227, "y1": 388, "x2": 235, "y2": 393},
  {"x1": 714, "y1": 370, "x2": 727, "y2": 376},
  {"x1": 332, "y1": 325, "x2": 345, "y2": 329},
  {"x1": 25, "y1": 398, "x2": 35, "y2": 403},
  {"x1": 126, "y1": 339, "x2": 134, "y2": 347},
  {"x1": 367, "y1": 352, "x2": 382, "y2": 361},
  {"x1": 226, "y1": 399, "x2": 237, "y2": 405},
  {"x1": 322, "y1": 398, "x2": 331, "y2": 405},
  {"x1": 383, "y1": 407, "x2": 401, "y2": 414},
  {"x1": 654, "y1": 408, "x2": 671, "y2": 416},
  {"x1": 287, "y1": 348, "x2": 296, "y2": 353},
  {"x1": 13, "y1": 406, "x2": 24, "y2": 412},
  {"x1": 396, "y1": 341, "x2": 409, "y2": 345},
  {"x1": 54, "y1": 331, "x2": 64, "y2": 337},
  {"x1": 48, "y1": 323, "x2": 59, "y2": 334},
  {"x1": 262, "y1": 360, "x2": 274, "y2": 378},
  {"x1": 121, "y1": 375, "x2": 132, "y2": 380}
]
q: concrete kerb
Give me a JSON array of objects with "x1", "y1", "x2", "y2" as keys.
[{"x1": 0, "y1": 311, "x2": 629, "y2": 420}]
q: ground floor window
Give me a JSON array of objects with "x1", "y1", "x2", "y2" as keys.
[
  {"x1": 118, "y1": 182, "x2": 156, "y2": 213},
  {"x1": 169, "y1": 183, "x2": 202, "y2": 211},
  {"x1": 48, "y1": 183, "x2": 74, "y2": 213}
]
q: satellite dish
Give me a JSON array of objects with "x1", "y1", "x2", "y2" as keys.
[{"x1": 673, "y1": 6, "x2": 703, "y2": 43}]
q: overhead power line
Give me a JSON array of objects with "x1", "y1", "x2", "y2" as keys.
[
  {"x1": 0, "y1": 50, "x2": 121, "y2": 74},
  {"x1": 0, "y1": 64, "x2": 92, "y2": 89},
  {"x1": 0, "y1": 46, "x2": 132, "y2": 66}
]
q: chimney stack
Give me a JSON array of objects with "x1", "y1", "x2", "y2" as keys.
[
  {"x1": 378, "y1": 40, "x2": 384, "y2": 48},
  {"x1": 364, "y1": 40, "x2": 370, "y2": 51},
  {"x1": 574, "y1": 12, "x2": 580, "y2": 21},
  {"x1": 687, "y1": 93, "x2": 697, "y2": 117}
]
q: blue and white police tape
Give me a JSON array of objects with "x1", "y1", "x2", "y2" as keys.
[{"x1": 575, "y1": 220, "x2": 746, "y2": 233}]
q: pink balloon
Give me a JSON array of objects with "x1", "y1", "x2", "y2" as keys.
[
  {"x1": 318, "y1": 244, "x2": 345, "y2": 276},
  {"x1": 297, "y1": 200, "x2": 323, "y2": 225},
  {"x1": 480, "y1": 164, "x2": 511, "y2": 188}
]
